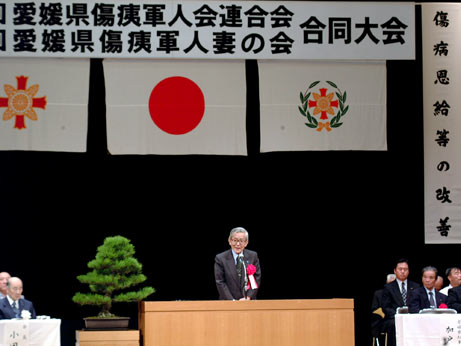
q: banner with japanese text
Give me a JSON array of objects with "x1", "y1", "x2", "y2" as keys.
[
  {"x1": 423, "y1": 4, "x2": 461, "y2": 243},
  {"x1": 259, "y1": 60, "x2": 386, "y2": 152},
  {"x1": 0, "y1": 1, "x2": 415, "y2": 60},
  {"x1": 0, "y1": 58, "x2": 89, "y2": 152},
  {"x1": 104, "y1": 59, "x2": 246, "y2": 155}
]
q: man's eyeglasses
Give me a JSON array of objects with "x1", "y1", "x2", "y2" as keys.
[{"x1": 230, "y1": 238, "x2": 247, "y2": 244}]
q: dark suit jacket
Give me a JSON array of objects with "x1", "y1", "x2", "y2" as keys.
[
  {"x1": 214, "y1": 249, "x2": 261, "y2": 300},
  {"x1": 408, "y1": 286, "x2": 447, "y2": 313},
  {"x1": 381, "y1": 280, "x2": 420, "y2": 320},
  {"x1": 447, "y1": 286, "x2": 461, "y2": 312},
  {"x1": 0, "y1": 297, "x2": 36, "y2": 319}
]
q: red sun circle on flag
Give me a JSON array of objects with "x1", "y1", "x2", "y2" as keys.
[{"x1": 148, "y1": 76, "x2": 205, "y2": 135}]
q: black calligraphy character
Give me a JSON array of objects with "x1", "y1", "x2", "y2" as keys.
[
  {"x1": 71, "y1": 30, "x2": 94, "y2": 52},
  {"x1": 434, "y1": 11, "x2": 449, "y2": 28},
  {"x1": 244, "y1": 5, "x2": 268, "y2": 28},
  {"x1": 168, "y1": 5, "x2": 192, "y2": 27},
  {"x1": 13, "y1": 29, "x2": 37, "y2": 52},
  {"x1": 381, "y1": 17, "x2": 407, "y2": 45},
  {"x1": 355, "y1": 17, "x2": 379, "y2": 44},
  {"x1": 117, "y1": 4, "x2": 141, "y2": 27},
  {"x1": 329, "y1": 18, "x2": 351, "y2": 44},
  {"x1": 193, "y1": 5, "x2": 218, "y2": 27},
  {"x1": 183, "y1": 31, "x2": 209, "y2": 54},
  {"x1": 66, "y1": 3, "x2": 90, "y2": 26},
  {"x1": 270, "y1": 5, "x2": 294, "y2": 28},
  {"x1": 157, "y1": 31, "x2": 180, "y2": 53},
  {"x1": 128, "y1": 31, "x2": 152, "y2": 53},
  {"x1": 213, "y1": 31, "x2": 236, "y2": 54},
  {"x1": 299, "y1": 17, "x2": 326, "y2": 44},
  {"x1": 219, "y1": 5, "x2": 243, "y2": 28},
  {"x1": 270, "y1": 32, "x2": 294, "y2": 54},
  {"x1": 0, "y1": 4, "x2": 5, "y2": 25},
  {"x1": 437, "y1": 161, "x2": 450, "y2": 172},
  {"x1": 241, "y1": 33, "x2": 264, "y2": 54},
  {"x1": 143, "y1": 4, "x2": 166, "y2": 27},
  {"x1": 434, "y1": 70, "x2": 450, "y2": 85},
  {"x1": 436, "y1": 187, "x2": 452, "y2": 204},
  {"x1": 42, "y1": 29, "x2": 65, "y2": 52},
  {"x1": 13, "y1": 2, "x2": 36, "y2": 25},
  {"x1": 92, "y1": 4, "x2": 115, "y2": 27},
  {"x1": 99, "y1": 30, "x2": 122, "y2": 53},
  {"x1": 39, "y1": 3, "x2": 63, "y2": 26},
  {"x1": 433, "y1": 100, "x2": 450, "y2": 116},
  {"x1": 437, "y1": 217, "x2": 451, "y2": 237},
  {"x1": 434, "y1": 41, "x2": 449, "y2": 56},
  {"x1": 0, "y1": 30, "x2": 4, "y2": 51},
  {"x1": 435, "y1": 129, "x2": 450, "y2": 147}
]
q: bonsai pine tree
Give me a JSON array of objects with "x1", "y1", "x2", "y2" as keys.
[{"x1": 72, "y1": 235, "x2": 155, "y2": 318}]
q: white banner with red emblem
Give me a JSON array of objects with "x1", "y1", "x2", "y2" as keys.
[
  {"x1": 259, "y1": 59, "x2": 387, "y2": 152},
  {"x1": 423, "y1": 3, "x2": 461, "y2": 243},
  {"x1": 0, "y1": 58, "x2": 89, "y2": 152},
  {"x1": 0, "y1": 1, "x2": 415, "y2": 60}
]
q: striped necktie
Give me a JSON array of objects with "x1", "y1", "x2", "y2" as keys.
[
  {"x1": 11, "y1": 301, "x2": 20, "y2": 318},
  {"x1": 401, "y1": 282, "x2": 407, "y2": 305}
]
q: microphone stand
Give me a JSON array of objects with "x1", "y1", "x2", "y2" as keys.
[{"x1": 242, "y1": 258, "x2": 248, "y2": 299}]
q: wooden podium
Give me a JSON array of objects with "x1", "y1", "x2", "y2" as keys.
[{"x1": 140, "y1": 299, "x2": 354, "y2": 346}]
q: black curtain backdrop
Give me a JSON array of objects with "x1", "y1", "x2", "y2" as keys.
[{"x1": 2, "y1": 3, "x2": 461, "y2": 346}]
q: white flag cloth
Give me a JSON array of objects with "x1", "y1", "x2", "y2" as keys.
[
  {"x1": 259, "y1": 60, "x2": 387, "y2": 151},
  {"x1": 0, "y1": 58, "x2": 89, "y2": 152},
  {"x1": 104, "y1": 59, "x2": 247, "y2": 155}
]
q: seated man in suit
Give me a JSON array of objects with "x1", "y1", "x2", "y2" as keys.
[
  {"x1": 409, "y1": 266, "x2": 447, "y2": 313},
  {"x1": 0, "y1": 272, "x2": 11, "y2": 299},
  {"x1": 214, "y1": 227, "x2": 261, "y2": 300},
  {"x1": 381, "y1": 259, "x2": 420, "y2": 346},
  {"x1": 440, "y1": 267, "x2": 461, "y2": 296},
  {"x1": 447, "y1": 282, "x2": 461, "y2": 312},
  {"x1": 0, "y1": 277, "x2": 36, "y2": 319}
]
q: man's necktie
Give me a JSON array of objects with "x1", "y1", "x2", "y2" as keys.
[
  {"x1": 429, "y1": 291, "x2": 436, "y2": 308},
  {"x1": 401, "y1": 282, "x2": 407, "y2": 305},
  {"x1": 11, "y1": 301, "x2": 20, "y2": 318},
  {"x1": 236, "y1": 255, "x2": 244, "y2": 288}
]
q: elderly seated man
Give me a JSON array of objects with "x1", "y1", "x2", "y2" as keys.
[{"x1": 0, "y1": 277, "x2": 36, "y2": 319}]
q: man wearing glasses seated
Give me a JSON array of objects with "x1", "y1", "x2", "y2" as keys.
[{"x1": 214, "y1": 227, "x2": 261, "y2": 300}]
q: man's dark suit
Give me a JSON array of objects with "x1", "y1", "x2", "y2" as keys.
[
  {"x1": 408, "y1": 286, "x2": 447, "y2": 313},
  {"x1": 0, "y1": 297, "x2": 36, "y2": 319},
  {"x1": 381, "y1": 280, "x2": 419, "y2": 346},
  {"x1": 214, "y1": 249, "x2": 261, "y2": 300},
  {"x1": 447, "y1": 286, "x2": 461, "y2": 312}
]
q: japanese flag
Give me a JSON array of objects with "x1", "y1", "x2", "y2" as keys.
[
  {"x1": 103, "y1": 59, "x2": 247, "y2": 155},
  {"x1": 259, "y1": 60, "x2": 387, "y2": 151},
  {"x1": 0, "y1": 58, "x2": 89, "y2": 152}
]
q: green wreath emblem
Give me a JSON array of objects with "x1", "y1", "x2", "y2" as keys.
[{"x1": 298, "y1": 81, "x2": 349, "y2": 131}]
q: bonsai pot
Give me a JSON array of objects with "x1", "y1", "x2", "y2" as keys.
[{"x1": 84, "y1": 317, "x2": 130, "y2": 330}]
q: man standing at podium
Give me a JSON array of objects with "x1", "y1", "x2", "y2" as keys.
[{"x1": 214, "y1": 227, "x2": 261, "y2": 300}]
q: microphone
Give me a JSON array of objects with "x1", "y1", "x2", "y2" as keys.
[{"x1": 239, "y1": 254, "x2": 248, "y2": 298}]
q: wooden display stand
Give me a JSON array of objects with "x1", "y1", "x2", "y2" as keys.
[
  {"x1": 140, "y1": 299, "x2": 354, "y2": 346},
  {"x1": 75, "y1": 330, "x2": 139, "y2": 346}
]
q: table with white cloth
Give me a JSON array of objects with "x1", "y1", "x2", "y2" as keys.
[
  {"x1": 396, "y1": 314, "x2": 461, "y2": 345},
  {"x1": 0, "y1": 319, "x2": 60, "y2": 346}
]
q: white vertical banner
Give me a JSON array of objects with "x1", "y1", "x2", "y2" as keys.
[{"x1": 423, "y1": 4, "x2": 461, "y2": 243}]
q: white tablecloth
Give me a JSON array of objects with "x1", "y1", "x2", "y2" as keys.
[
  {"x1": 396, "y1": 314, "x2": 461, "y2": 346},
  {"x1": 0, "y1": 319, "x2": 60, "y2": 346}
]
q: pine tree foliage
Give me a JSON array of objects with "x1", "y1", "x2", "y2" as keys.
[{"x1": 72, "y1": 235, "x2": 155, "y2": 317}]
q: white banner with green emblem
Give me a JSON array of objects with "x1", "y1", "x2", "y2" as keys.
[{"x1": 259, "y1": 59, "x2": 386, "y2": 151}]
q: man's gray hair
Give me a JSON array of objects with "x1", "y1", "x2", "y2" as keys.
[
  {"x1": 422, "y1": 266, "x2": 438, "y2": 277},
  {"x1": 229, "y1": 227, "x2": 249, "y2": 241}
]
